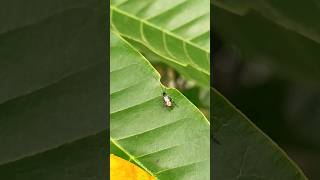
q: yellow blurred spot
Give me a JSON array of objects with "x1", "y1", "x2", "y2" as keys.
[{"x1": 110, "y1": 154, "x2": 156, "y2": 180}]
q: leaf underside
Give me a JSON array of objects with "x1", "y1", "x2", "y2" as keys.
[{"x1": 110, "y1": 0, "x2": 210, "y2": 87}]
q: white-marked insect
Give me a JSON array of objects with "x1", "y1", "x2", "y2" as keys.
[
  {"x1": 162, "y1": 92, "x2": 173, "y2": 108},
  {"x1": 161, "y1": 86, "x2": 176, "y2": 109}
]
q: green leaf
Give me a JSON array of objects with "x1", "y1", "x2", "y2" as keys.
[
  {"x1": 212, "y1": 88, "x2": 308, "y2": 180},
  {"x1": 0, "y1": 0, "x2": 107, "y2": 178},
  {"x1": 0, "y1": 0, "x2": 103, "y2": 34},
  {"x1": 110, "y1": 0, "x2": 210, "y2": 87},
  {"x1": 212, "y1": 3, "x2": 320, "y2": 83},
  {"x1": 211, "y1": 0, "x2": 250, "y2": 15},
  {"x1": 212, "y1": 0, "x2": 320, "y2": 44},
  {"x1": 110, "y1": 31, "x2": 210, "y2": 179},
  {"x1": 0, "y1": 64, "x2": 107, "y2": 165},
  {"x1": 0, "y1": 0, "x2": 106, "y2": 104},
  {"x1": 0, "y1": 131, "x2": 107, "y2": 179}
]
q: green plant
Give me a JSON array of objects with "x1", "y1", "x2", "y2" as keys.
[
  {"x1": 110, "y1": 0, "x2": 211, "y2": 179},
  {"x1": 0, "y1": 1, "x2": 107, "y2": 178},
  {"x1": 0, "y1": 0, "x2": 309, "y2": 179},
  {"x1": 110, "y1": 0, "x2": 308, "y2": 179}
]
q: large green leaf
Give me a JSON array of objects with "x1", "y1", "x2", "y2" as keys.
[
  {"x1": 110, "y1": 31, "x2": 210, "y2": 179},
  {"x1": 212, "y1": 88, "x2": 308, "y2": 180},
  {"x1": 0, "y1": 0, "x2": 107, "y2": 178},
  {"x1": 110, "y1": 0, "x2": 210, "y2": 87}
]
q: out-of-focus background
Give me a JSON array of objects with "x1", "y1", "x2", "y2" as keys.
[{"x1": 212, "y1": 1, "x2": 320, "y2": 179}]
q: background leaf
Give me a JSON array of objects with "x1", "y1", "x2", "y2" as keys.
[
  {"x1": 0, "y1": 132, "x2": 106, "y2": 179},
  {"x1": 212, "y1": 2, "x2": 320, "y2": 83},
  {"x1": 212, "y1": 88, "x2": 308, "y2": 180},
  {"x1": 212, "y1": 0, "x2": 320, "y2": 44},
  {"x1": 110, "y1": 0, "x2": 210, "y2": 87},
  {"x1": 0, "y1": 0, "x2": 106, "y2": 104},
  {"x1": 110, "y1": 31, "x2": 210, "y2": 180},
  {"x1": 0, "y1": 0, "x2": 107, "y2": 178},
  {"x1": 212, "y1": 2, "x2": 320, "y2": 178}
]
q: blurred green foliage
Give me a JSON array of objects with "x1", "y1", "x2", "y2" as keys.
[{"x1": 212, "y1": 1, "x2": 320, "y2": 179}]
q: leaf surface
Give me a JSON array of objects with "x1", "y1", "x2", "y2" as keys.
[
  {"x1": 212, "y1": 0, "x2": 320, "y2": 44},
  {"x1": 110, "y1": 31, "x2": 210, "y2": 180},
  {"x1": 212, "y1": 3, "x2": 320, "y2": 83},
  {"x1": 212, "y1": 88, "x2": 308, "y2": 180},
  {"x1": 0, "y1": 131, "x2": 107, "y2": 179},
  {"x1": 0, "y1": 1, "x2": 107, "y2": 179},
  {"x1": 0, "y1": 0, "x2": 106, "y2": 104}
]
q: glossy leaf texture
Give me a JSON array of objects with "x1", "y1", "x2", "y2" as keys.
[
  {"x1": 0, "y1": 0, "x2": 107, "y2": 179},
  {"x1": 212, "y1": 88, "x2": 308, "y2": 180},
  {"x1": 110, "y1": 31, "x2": 210, "y2": 180},
  {"x1": 212, "y1": 2, "x2": 320, "y2": 83},
  {"x1": 110, "y1": 0, "x2": 210, "y2": 87}
]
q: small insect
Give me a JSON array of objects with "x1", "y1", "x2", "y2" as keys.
[{"x1": 162, "y1": 92, "x2": 174, "y2": 109}]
